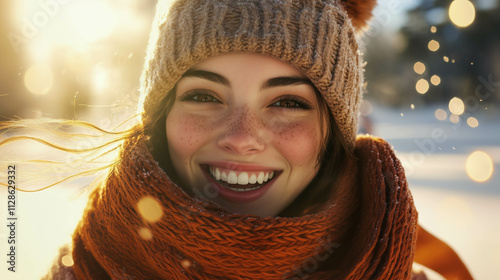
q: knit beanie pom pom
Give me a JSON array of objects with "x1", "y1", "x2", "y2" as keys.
[{"x1": 340, "y1": 0, "x2": 377, "y2": 31}]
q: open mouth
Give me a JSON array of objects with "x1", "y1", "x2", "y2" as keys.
[{"x1": 201, "y1": 164, "x2": 280, "y2": 193}]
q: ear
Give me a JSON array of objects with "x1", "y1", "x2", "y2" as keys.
[{"x1": 340, "y1": 0, "x2": 377, "y2": 31}]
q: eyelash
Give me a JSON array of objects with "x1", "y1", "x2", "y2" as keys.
[
  {"x1": 179, "y1": 90, "x2": 221, "y2": 103},
  {"x1": 179, "y1": 90, "x2": 313, "y2": 110},
  {"x1": 270, "y1": 96, "x2": 313, "y2": 110}
]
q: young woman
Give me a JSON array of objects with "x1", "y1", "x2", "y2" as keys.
[{"x1": 1, "y1": 0, "x2": 473, "y2": 279}]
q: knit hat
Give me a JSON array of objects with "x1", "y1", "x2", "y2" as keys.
[{"x1": 138, "y1": 0, "x2": 376, "y2": 149}]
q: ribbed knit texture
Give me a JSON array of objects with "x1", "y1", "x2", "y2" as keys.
[
  {"x1": 138, "y1": 0, "x2": 363, "y2": 148},
  {"x1": 71, "y1": 135, "x2": 418, "y2": 279}
]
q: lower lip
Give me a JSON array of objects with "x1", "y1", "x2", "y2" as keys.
[{"x1": 202, "y1": 170, "x2": 277, "y2": 204}]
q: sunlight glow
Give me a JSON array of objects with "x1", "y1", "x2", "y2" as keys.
[
  {"x1": 466, "y1": 151, "x2": 494, "y2": 182},
  {"x1": 449, "y1": 0, "x2": 476, "y2": 28}
]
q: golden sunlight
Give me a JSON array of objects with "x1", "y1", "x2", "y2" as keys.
[{"x1": 466, "y1": 151, "x2": 494, "y2": 182}]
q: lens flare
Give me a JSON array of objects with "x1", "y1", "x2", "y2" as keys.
[
  {"x1": 466, "y1": 151, "x2": 494, "y2": 182},
  {"x1": 137, "y1": 196, "x2": 163, "y2": 223}
]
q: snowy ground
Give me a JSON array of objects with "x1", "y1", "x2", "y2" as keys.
[
  {"x1": 0, "y1": 103, "x2": 499, "y2": 279},
  {"x1": 370, "y1": 103, "x2": 500, "y2": 280}
]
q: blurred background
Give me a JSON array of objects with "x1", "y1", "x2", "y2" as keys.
[{"x1": 0, "y1": 0, "x2": 499, "y2": 279}]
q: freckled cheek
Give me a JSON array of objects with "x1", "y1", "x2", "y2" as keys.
[
  {"x1": 271, "y1": 123, "x2": 321, "y2": 166},
  {"x1": 166, "y1": 112, "x2": 213, "y2": 159}
]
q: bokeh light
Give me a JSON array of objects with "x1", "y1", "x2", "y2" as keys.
[
  {"x1": 416, "y1": 79, "x2": 429, "y2": 94},
  {"x1": 450, "y1": 114, "x2": 460, "y2": 124},
  {"x1": 413, "y1": 61, "x2": 426, "y2": 74},
  {"x1": 449, "y1": 0, "x2": 476, "y2": 28},
  {"x1": 467, "y1": 117, "x2": 479, "y2": 128},
  {"x1": 24, "y1": 64, "x2": 54, "y2": 95},
  {"x1": 137, "y1": 196, "x2": 163, "y2": 223},
  {"x1": 181, "y1": 259, "x2": 192, "y2": 269},
  {"x1": 430, "y1": 75, "x2": 441, "y2": 86},
  {"x1": 449, "y1": 97, "x2": 465, "y2": 115},
  {"x1": 61, "y1": 254, "x2": 74, "y2": 267},
  {"x1": 443, "y1": 56, "x2": 450, "y2": 62},
  {"x1": 430, "y1": 26, "x2": 437, "y2": 33},
  {"x1": 435, "y1": 108, "x2": 448, "y2": 121},
  {"x1": 466, "y1": 151, "x2": 494, "y2": 182},
  {"x1": 428, "y1": 40, "x2": 440, "y2": 52},
  {"x1": 138, "y1": 227, "x2": 154, "y2": 240}
]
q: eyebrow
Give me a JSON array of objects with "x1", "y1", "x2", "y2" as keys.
[
  {"x1": 181, "y1": 69, "x2": 313, "y2": 89},
  {"x1": 181, "y1": 69, "x2": 230, "y2": 86},
  {"x1": 261, "y1": 76, "x2": 313, "y2": 90}
]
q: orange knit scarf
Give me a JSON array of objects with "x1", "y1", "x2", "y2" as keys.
[{"x1": 71, "y1": 135, "x2": 418, "y2": 279}]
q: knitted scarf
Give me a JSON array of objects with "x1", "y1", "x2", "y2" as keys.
[{"x1": 71, "y1": 135, "x2": 418, "y2": 280}]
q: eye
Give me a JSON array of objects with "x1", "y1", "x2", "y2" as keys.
[
  {"x1": 179, "y1": 90, "x2": 222, "y2": 103},
  {"x1": 271, "y1": 96, "x2": 313, "y2": 110}
]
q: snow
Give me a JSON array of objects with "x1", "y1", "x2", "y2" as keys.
[{"x1": 371, "y1": 103, "x2": 500, "y2": 279}]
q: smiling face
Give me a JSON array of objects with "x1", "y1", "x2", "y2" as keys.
[{"x1": 165, "y1": 53, "x2": 324, "y2": 217}]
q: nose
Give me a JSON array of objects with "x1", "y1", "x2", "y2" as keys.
[{"x1": 217, "y1": 108, "x2": 267, "y2": 155}]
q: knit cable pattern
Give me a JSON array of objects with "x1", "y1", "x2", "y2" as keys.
[{"x1": 71, "y1": 135, "x2": 417, "y2": 279}]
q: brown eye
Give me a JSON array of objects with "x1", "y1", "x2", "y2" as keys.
[
  {"x1": 271, "y1": 96, "x2": 313, "y2": 110},
  {"x1": 180, "y1": 90, "x2": 221, "y2": 103},
  {"x1": 275, "y1": 100, "x2": 300, "y2": 108}
]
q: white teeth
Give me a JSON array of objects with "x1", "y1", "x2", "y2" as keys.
[
  {"x1": 249, "y1": 174, "x2": 257, "y2": 184},
  {"x1": 227, "y1": 171, "x2": 238, "y2": 184},
  {"x1": 208, "y1": 167, "x2": 276, "y2": 186},
  {"x1": 237, "y1": 172, "x2": 249, "y2": 185},
  {"x1": 257, "y1": 172, "x2": 264, "y2": 184},
  {"x1": 215, "y1": 168, "x2": 221, "y2": 180}
]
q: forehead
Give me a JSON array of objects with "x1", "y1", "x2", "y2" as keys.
[{"x1": 190, "y1": 53, "x2": 307, "y2": 80}]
